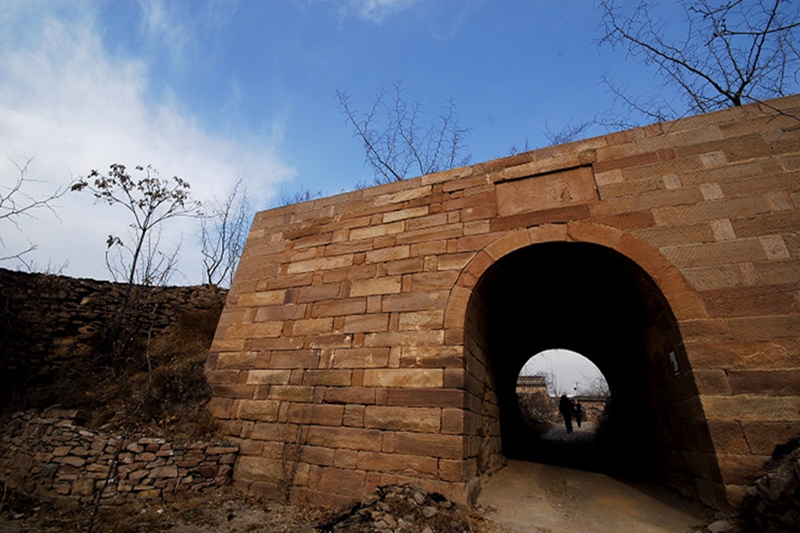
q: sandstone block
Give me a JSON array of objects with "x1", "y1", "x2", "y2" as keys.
[
  {"x1": 350, "y1": 277, "x2": 402, "y2": 297},
  {"x1": 305, "y1": 426, "x2": 383, "y2": 452},
  {"x1": 364, "y1": 406, "x2": 440, "y2": 433},
  {"x1": 312, "y1": 298, "x2": 366, "y2": 317},
  {"x1": 702, "y1": 395, "x2": 800, "y2": 421},
  {"x1": 286, "y1": 255, "x2": 354, "y2": 274},
  {"x1": 342, "y1": 314, "x2": 389, "y2": 334},
  {"x1": 292, "y1": 317, "x2": 334, "y2": 336},
  {"x1": 237, "y1": 400, "x2": 280, "y2": 422},
  {"x1": 246, "y1": 370, "x2": 291, "y2": 385},
  {"x1": 363, "y1": 369, "x2": 444, "y2": 388},
  {"x1": 394, "y1": 433, "x2": 465, "y2": 460},
  {"x1": 356, "y1": 451, "x2": 438, "y2": 477},
  {"x1": 235, "y1": 456, "x2": 282, "y2": 483},
  {"x1": 332, "y1": 347, "x2": 390, "y2": 368}
]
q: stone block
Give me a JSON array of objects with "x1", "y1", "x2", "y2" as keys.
[
  {"x1": 305, "y1": 426, "x2": 383, "y2": 452},
  {"x1": 311, "y1": 298, "x2": 366, "y2": 317},
  {"x1": 356, "y1": 451, "x2": 438, "y2": 477},
  {"x1": 237, "y1": 400, "x2": 280, "y2": 422},
  {"x1": 350, "y1": 277, "x2": 402, "y2": 297},
  {"x1": 316, "y1": 467, "x2": 367, "y2": 496},
  {"x1": 246, "y1": 370, "x2": 292, "y2": 385},
  {"x1": 741, "y1": 421, "x2": 800, "y2": 454},
  {"x1": 364, "y1": 406, "x2": 440, "y2": 433},
  {"x1": 728, "y1": 369, "x2": 800, "y2": 395},
  {"x1": 706, "y1": 420, "x2": 750, "y2": 454},
  {"x1": 235, "y1": 456, "x2": 282, "y2": 483},
  {"x1": 237, "y1": 290, "x2": 285, "y2": 307},
  {"x1": 717, "y1": 453, "x2": 769, "y2": 485},
  {"x1": 291, "y1": 317, "x2": 334, "y2": 336},
  {"x1": 332, "y1": 347, "x2": 390, "y2": 368},
  {"x1": 398, "y1": 309, "x2": 445, "y2": 330},
  {"x1": 728, "y1": 315, "x2": 800, "y2": 340},
  {"x1": 363, "y1": 369, "x2": 444, "y2": 388},
  {"x1": 394, "y1": 433, "x2": 465, "y2": 460},
  {"x1": 324, "y1": 387, "x2": 376, "y2": 405},
  {"x1": 286, "y1": 255, "x2": 354, "y2": 274},
  {"x1": 342, "y1": 314, "x2": 389, "y2": 334},
  {"x1": 701, "y1": 395, "x2": 800, "y2": 422},
  {"x1": 409, "y1": 271, "x2": 460, "y2": 292},
  {"x1": 297, "y1": 283, "x2": 341, "y2": 303},
  {"x1": 302, "y1": 369, "x2": 352, "y2": 386},
  {"x1": 693, "y1": 369, "x2": 732, "y2": 394}
]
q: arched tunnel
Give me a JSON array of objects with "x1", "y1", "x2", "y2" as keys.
[{"x1": 467, "y1": 241, "x2": 720, "y2": 497}]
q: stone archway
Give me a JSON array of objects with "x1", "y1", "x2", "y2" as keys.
[
  {"x1": 451, "y1": 225, "x2": 721, "y2": 502},
  {"x1": 206, "y1": 96, "x2": 800, "y2": 510}
]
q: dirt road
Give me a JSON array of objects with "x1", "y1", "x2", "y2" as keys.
[
  {"x1": 478, "y1": 459, "x2": 713, "y2": 533},
  {"x1": 477, "y1": 422, "x2": 714, "y2": 533}
]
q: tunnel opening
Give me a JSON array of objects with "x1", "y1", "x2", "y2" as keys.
[
  {"x1": 514, "y1": 349, "x2": 611, "y2": 471},
  {"x1": 465, "y1": 241, "x2": 717, "y2": 499}
]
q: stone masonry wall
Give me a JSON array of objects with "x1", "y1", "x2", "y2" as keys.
[
  {"x1": 0, "y1": 408, "x2": 238, "y2": 504},
  {"x1": 207, "y1": 95, "x2": 800, "y2": 509},
  {"x1": 0, "y1": 268, "x2": 226, "y2": 406}
]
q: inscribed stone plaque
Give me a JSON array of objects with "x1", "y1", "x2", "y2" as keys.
[{"x1": 495, "y1": 166, "x2": 597, "y2": 217}]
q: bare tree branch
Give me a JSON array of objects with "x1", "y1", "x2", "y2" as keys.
[
  {"x1": 336, "y1": 81, "x2": 471, "y2": 185},
  {"x1": 596, "y1": 0, "x2": 800, "y2": 125},
  {"x1": 200, "y1": 177, "x2": 251, "y2": 287},
  {"x1": 1, "y1": 156, "x2": 70, "y2": 265},
  {"x1": 72, "y1": 163, "x2": 201, "y2": 345}
]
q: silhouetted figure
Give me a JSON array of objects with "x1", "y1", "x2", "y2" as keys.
[
  {"x1": 574, "y1": 400, "x2": 583, "y2": 428},
  {"x1": 559, "y1": 394, "x2": 574, "y2": 434}
]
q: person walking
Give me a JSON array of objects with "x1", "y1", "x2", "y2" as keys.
[
  {"x1": 559, "y1": 394, "x2": 574, "y2": 434},
  {"x1": 574, "y1": 399, "x2": 583, "y2": 429}
]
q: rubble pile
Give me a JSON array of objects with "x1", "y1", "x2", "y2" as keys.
[
  {"x1": 737, "y1": 439, "x2": 800, "y2": 533},
  {"x1": 317, "y1": 484, "x2": 498, "y2": 533}
]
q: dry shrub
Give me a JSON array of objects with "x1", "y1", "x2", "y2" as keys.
[{"x1": 19, "y1": 301, "x2": 226, "y2": 441}]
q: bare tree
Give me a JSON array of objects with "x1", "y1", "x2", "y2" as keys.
[
  {"x1": 596, "y1": 0, "x2": 800, "y2": 128},
  {"x1": 1, "y1": 156, "x2": 70, "y2": 268},
  {"x1": 72, "y1": 164, "x2": 201, "y2": 344},
  {"x1": 278, "y1": 186, "x2": 323, "y2": 207},
  {"x1": 544, "y1": 119, "x2": 593, "y2": 146},
  {"x1": 336, "y1": 81, "x2": 471, "y2": 185},
  {"x1": 200, "y1": 177, "x2": 250, "y2": 287},
  {"x1": 580, "y1": 371, "x2": 611, "y2": 398}
]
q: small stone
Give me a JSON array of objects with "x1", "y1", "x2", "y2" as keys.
[{"x1": 707, "y1": 519, "x2": 730, "y2": 533}]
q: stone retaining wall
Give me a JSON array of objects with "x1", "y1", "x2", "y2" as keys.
[
  {"x1": 0, "y1": 408, "x2": 238, "y2": 504},
  {"x1": 0, "y1": 267, "x2": 226, "y2": 406}
]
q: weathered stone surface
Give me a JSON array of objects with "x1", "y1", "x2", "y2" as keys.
[
  {"x1": 203, "y1": 95, "x2": 800, "y2": 510},
  {"x1": 0, "y1": 409, "x2": 237, "y2": 506}
]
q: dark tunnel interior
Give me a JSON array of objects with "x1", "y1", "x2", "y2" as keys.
[{"x1": 471, "y1": 241, "x2": 707, "y2": 484}]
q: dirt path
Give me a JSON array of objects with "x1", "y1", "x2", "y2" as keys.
[
  {"x1": 477, "y1": 421, "x2": 714, "y2": 532},
  {"x1": 478, "y1": 459, "x2": 713, "y2": 533}
]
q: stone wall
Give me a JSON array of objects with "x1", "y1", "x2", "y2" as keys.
[
  {"x1": 207, "y1": 95, "x2": 800, "y2": 509},
  {"x1": 0, "y1": 408, "x2": 237, "y2": 504},
  {"x1": 0, "y1": 268, "x2": 226, "y2": 406}
]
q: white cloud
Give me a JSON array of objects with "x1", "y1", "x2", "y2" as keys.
[
  {"x1": 338, "y1": 0, "x2": 420, "y2": 24},
  {"x1": 0, "y1": 5, "x2": 295, "y2": 283}
]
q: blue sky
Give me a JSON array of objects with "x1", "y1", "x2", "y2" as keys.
[{"x1": 1, "y1": 0, "x2": 663, "y2": 282}]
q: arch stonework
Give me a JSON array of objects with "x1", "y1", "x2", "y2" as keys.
[{"x1": 207, "y1": 96, "x2": 800, "y2": 509}]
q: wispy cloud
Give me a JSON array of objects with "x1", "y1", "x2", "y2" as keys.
[
  {"x1": 337, "y1": 0, "x2": 421, "y2": 24},
  {"x1": 0, "y1": 4, "x2": 294, "y2": 282}
]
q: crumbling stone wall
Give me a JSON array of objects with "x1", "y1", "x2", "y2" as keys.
[
  {"x1": 0, "y1": 408, "x2": 237, "y2": 504},
  {"x1": 207, "y1": 95, "x2": 800, "y2": 509},
  {"x1": 0, "y1": 268, "x2": 226, "y2": 406}
]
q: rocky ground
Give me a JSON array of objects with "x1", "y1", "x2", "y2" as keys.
[{"x1": 0, "y1": 483, "x2": 506, "y2": 533}]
